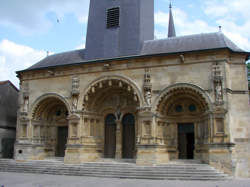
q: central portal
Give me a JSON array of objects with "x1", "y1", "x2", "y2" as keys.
[
  {"x1": 122, "y1": 114, "x2": 135, "y2": 159},
  {"x1": 178, "y1": 123, "x2": 195, "y2": 159}
]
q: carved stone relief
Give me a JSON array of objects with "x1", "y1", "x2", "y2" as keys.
[
  {"x1": 143, "y1": 68, "x2": 152, "y2": 106},
  {"x1": 143, "y1": 120, "x2": 151, "y2": 136},
  {"x1": 212, "y1": 64, "x2": 223, "y2": 105},
  {"x1": 71, "y1": 76, "x2": 80, "y2": 112},
  {"x1": 21, "y1": 82, "x2": 29, "y2": 114}
]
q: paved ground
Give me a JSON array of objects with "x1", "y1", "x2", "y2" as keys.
[{"x1": 0, "y1": 172, "x2": 250, "y2": 187}]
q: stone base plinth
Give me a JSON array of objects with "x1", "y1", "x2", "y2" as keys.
[
  {"x1": 136, "y1": 144, "x2": 170, "y2": 165},
  {"x1": 207, "y1": 143, "x2": 235, "y2": 176},
  {"x1": 64, "y1": 144, "x2": 102, "y2": 164},
  {"x1": 15, "y1": 143, "x2": 46, "y2": 161}
]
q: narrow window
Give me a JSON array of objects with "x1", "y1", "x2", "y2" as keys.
[{"x1": 107, "y1": 7, "x2": 120, "y2": 28}]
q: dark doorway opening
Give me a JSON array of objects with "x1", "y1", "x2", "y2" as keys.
[
  {"x1": 122, "y1": 113, "x2": 135, "y2": 159},
  {"x1": 178, "y1": 123, "x2": 195, "y2": 159},
  {"x1": 2, "y1": 138, "x2": 15, "y2": 158},
  {"x1": 104, "y1": 114, "x2": 116, "y2": 158},
  {"x1": 56, "y1": 126, "x2": 68, "y2": 157}
]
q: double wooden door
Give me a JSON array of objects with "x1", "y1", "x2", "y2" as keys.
[{"x1": 104, "y1": 113, "x2": 135, "y2": 159}]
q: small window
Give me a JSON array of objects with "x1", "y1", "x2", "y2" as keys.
[
  {"x1": 175, "y1": 105, "x2": 183, "y2": 113},
  {"x1": 107, "y1": 7, "x2": 120, "y2": 28},
  {"x1": 189, "y1": 104, "x2": 196, "y2": 112},
  {"x1": 56, "y1": 110, "x2": 61, "y2": 116}
]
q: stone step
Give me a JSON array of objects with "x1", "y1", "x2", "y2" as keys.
[
  {"x1": 0, "y1": 165, "x2": 220, "y2": 174},
  {"x1": 0, "y1": 170, "x2": 228, "y2": 181},
  {"x1": 0, "y1": 163, "x2": 219, "y2": 169},
  {"x1": 0, "y1": 165, "x2": 219, "y2": 173},
  {"x1": 0, "y1": 159, "x2": 230, "y2": 181},
  {"x1": 1, "y1": 168, "x2": 228, "y2": 178},
  {"x1": 0, "y1": 161, "x2": 216, "y2": 169}
]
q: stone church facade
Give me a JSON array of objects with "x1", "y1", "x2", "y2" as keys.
[{"x1": 15, "y1": 0, "x2": 250, "y2": 178}]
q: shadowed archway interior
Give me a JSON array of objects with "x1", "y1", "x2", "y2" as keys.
[
  {"x1": 156, "y1": 86, "x2": 211, "y2": 160},
  {"x1": 31, "y1": 97, "x2": 69, "y2": 157}
]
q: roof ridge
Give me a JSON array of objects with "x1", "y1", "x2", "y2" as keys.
[
  {"x1": 145, "y1": 32, "x2": 220, "y2": 43},
  {"x1": 47, "y1": 48, "x2": 85, "y2": 57}
]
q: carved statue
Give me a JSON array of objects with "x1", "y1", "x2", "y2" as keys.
[
  {"x1": 72, "y1": 96, "x2": 78, "y2": 112},
  {"x1": 72, "y1": 76, "x2": 80, "y2": 93},
  {"x1": 143, "y1": 68, "x2": 152, "y2": 106},
  {"x1": 71, "y1": 76, "x2": 80, "y2": 112},
  {"x1": 215, "y1": 82, "x2": 223, "y2": 102},
  {"x1": 23, "y1": 97, "x2": 29, "y2": 113},
  {"x1": 145, "y1": 90, "x2": 152, "y2": 106},
  {"x1": 212, "y1": 64, "x2": 223, "y2": 104},
  {"x1": 21, "y1": 82, "x2": 29, "y2": 114}
]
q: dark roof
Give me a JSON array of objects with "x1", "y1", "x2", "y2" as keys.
[
  {"x1": 0, "y1": 80, "x2": 19, "y2": 92},
  {"x1": 27, "y1": 49, "x2": 85, "y2": 70},
  {"x1": 21, "y1": 32, "x2": 248, "y2": 72},
  {"x1": 141, "y1": 32, "x2": 245, "y2": 55}
]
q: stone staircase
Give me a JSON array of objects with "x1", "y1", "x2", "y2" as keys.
[{"x1": 0, "y1": 159, "x2": 230, "y2": 180}]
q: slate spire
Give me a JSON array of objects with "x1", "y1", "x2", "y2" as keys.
[{"x1": 168, "y1": 2, "x2": 176, "y2": 38}]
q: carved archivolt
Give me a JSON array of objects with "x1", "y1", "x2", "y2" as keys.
[
  {"x1": 82, "y1": 75, "x2": 143, "y2": 112},
  {"x1": 154, "y1": 83, "x2": 212, "y2": 115},
  {"x1": 31, "y1": 93, "x2": 70, "y2": 120}
]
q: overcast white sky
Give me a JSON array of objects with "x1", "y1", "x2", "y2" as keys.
[{"x1": 0, "y1": 0, "x2": 250, "y2": 87}]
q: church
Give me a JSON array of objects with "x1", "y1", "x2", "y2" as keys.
[{"x1": 15, "y1": 0, "x2": 250, "y2": 178}]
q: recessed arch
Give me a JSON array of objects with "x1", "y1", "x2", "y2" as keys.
[
  {"x1": 154, "y1": 83, "x2": 213, "y2": 160},
  {"x1": 31, "y1": 93, "x2": 70, "y2": 119},
  {"x1": 154, "y1": 83, "x2": 213, "y2": 114},
  {"x1": 30, "y1": 93, "x2": 70, "y2": 158},
  {"x1": 82, "y1": 75, "x2": 144, "y2": 109}
]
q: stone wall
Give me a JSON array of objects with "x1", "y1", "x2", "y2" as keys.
[{"x1": 15, "y1": 50, "x2": 250, "y2": 177}]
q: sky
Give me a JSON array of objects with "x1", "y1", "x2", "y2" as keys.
[{"x1": 1, "y1": 0, "x2": 250, "y2": 88}]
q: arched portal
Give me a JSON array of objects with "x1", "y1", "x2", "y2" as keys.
[
  {"x1": 156, "y1": 84, "x2": 212, "y2": 160},
  {"x1": 32, "y1": 96, "x2": 69, "y2": 157},
  {"x1": 122, "y1": 113, "x2": 135, "y2": 159},
  {"x1": 82, "y1": 77, "x2": 140, "y2": 159}
]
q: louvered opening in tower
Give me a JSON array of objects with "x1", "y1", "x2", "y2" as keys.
[{"x1": 107, "y1": 7, "x2": 120, "y2": 28}]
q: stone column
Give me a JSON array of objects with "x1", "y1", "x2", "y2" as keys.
[
  {"x1": 64, "y1": 113, "x2": 81, "y2": 163},
  {"x1": 115, "y1": 120, "x2": 122, "y2": 159}
]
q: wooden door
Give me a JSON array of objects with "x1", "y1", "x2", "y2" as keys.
[
  {"x1": 178, "y1": 123, "x2": 194, "y2": 159},
  {"x1": 56, "y1": 126, "x2": 68, "y2": 157},
  {"x1": 104, "y1": 114, "x2": 116, "y2": 158},
  {"x1": 122, "y1": 114, "x2": 135, "y2": 159}
]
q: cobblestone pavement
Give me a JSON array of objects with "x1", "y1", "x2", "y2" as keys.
[{"x1": 1, "y1": 172, "x2": 250, "y2": 187}]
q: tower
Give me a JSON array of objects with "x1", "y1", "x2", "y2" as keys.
[{"x1": 85, "y1": 0, "x2": 154, "y2": 60}]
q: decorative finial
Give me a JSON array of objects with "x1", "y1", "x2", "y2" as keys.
[
  {"x1": 219, "y1": 26, "x2": 222, "y2": 32},
  {"x1": 169, "y1": 0, "x2": 172, "y2": 9}
]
